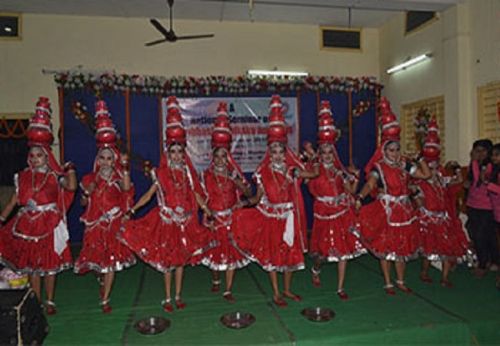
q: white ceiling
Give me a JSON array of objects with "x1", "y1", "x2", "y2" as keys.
[{"x1": 0, "y1": 0, "x2": 461, "y2": 27}]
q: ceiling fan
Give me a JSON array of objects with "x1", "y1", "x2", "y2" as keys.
[{"x1": 145, "y1": 0, "x2": 214, "y2": 46}]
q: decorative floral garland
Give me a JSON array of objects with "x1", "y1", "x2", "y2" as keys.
[{"x1": 55, "y1": 72, "x2": 382, "y2": 96}]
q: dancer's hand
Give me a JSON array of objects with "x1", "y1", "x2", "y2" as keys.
[
  {"x1": 63, "y1": 161, "x2": 76, "y2": 173},
  {"x1": 86, "y1": 182, "x2": 97, "y2": 195},
  {"x1": 347, "y1": 165, "x2": 360, "y2": 177},
  {"x1": 205, "y1": 216, "x2": 215, "y2": 231},
  {"x1": 120, "y1": 153, "x2": 130, "y2": 171},
  {"x1": 300, "y1": 141, "x2": 316, "y2": 162},
  {"x1": 354, "y1": 195, "x2": 363, "y2": 214},
  {"x1": 234, "y1": 199, "x2": 249, "y2": 209},
  {"x1": 123, "y1": 208, "x2": 135, "y2": 221}
]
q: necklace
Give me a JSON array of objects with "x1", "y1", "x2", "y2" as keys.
[
  {"x1": 428, "y1": 172, "x2": 445, "y2": 203},
  {"x1": 31, "y1": 169, "x2": 50, "y2": 193},
  {"x1": 98, "y1": 169, "x2": 113, "y2": 185},
  {"x1": 323, "y1": 163, "x2": 340, "y2": 193},
  {"x1": 214, "y1": 168, "x2": 229, "y2": 189},
  {"x1": 171, "y1": 166, "x2": 187, "y2": 190},
  {"x1": 271, "y1": 166, "x2": 290, "y2": 193}
]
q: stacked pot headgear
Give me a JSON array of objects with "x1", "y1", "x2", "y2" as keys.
[{"x1": 27, "y1": 97, "x2": 54, "y2": 147}]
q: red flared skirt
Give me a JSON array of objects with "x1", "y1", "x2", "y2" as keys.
[
  {"x1": 0, "y1": 212, "x2": 72, "y2": 276},
  {"x1": 74, "y1": 216, "x2": 136, "y2": 274},
  {"x1": 418, "y1": 210, "x2": 471, "y2": 261},
  {"x1": 120, "y1": 207, "x2": 214, "y2": 272},
  {"x1": 231, "y1": 208, "x2": 305, "y2": 272},
  {"x1": 201, "y1": 217, "x2": 250, "y2": 271},
  {"x1": 310, "y1": 206, "x2": 366, "y2": 262},
  {"x1": 357, "y1": 201, "x2": 420, "y2": 261}
]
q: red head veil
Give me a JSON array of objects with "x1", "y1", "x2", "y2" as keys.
[
  {"x1": 160, "y1": 96, "x2": 202, "y2": 195},
  {"x1": 93, "y1": 100, "x2": 125, "y2": 176},
  {"x1": 256, "y1": 95, "x2": 304, "y2": 176},
  {"x1": 210, "y1": 102, "x2": 248, "y2": 186},
  {"x1": 364, "y1": 97, "x2": 401, "y2": 176},
  {"x1": 421, "y1": 117, "x2": 441, "y2": 164},
  {"x1": 255, "y1": 95, "x2": 307, "y2": 250},
  {"x1": 26, "y1": 96, "x2": 64, "y2": 175},
  {"x1": 316, "y1": 100, "x2": 346, "y2": 171}
]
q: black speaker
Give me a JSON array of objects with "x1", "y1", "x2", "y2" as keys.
[{"x1": 0, "y1": 289, "x2": 49, "y2": 345}]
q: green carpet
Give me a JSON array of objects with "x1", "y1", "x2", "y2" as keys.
[{"x1": 43, "y1": 255, "x2": 500, "y2": 345}]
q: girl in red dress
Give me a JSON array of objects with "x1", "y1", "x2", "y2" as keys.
[
  {"x1": 307, "y1": 101, "x2": 365, "y2": 300},
  {"x1": 120, "y1": 96, "x2": 213, "y2": 312},
  {"x1": 201, "y1": 102, "x2": 252, "y2": 303},
  {"x1": 0, "y1": 97, "x2": 76, "y2": 314},
  {"x1": 74, "y1": 101, "x2": 136, "y2": 313},
  {"x1": 355, "y1": 97, "x2": 430, "y2": 295},
  {"x1": 232, "y1": 95, "x2": 318, "y2": 307},
  {"x1": 415, "y1": 119, "x2": 471, "y2": 287}
]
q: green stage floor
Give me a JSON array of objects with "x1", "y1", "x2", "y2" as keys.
[{"x1": 45, "y1": 255, "x2": 499, "y2": 345}]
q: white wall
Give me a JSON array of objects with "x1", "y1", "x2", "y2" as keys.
[
  {"x1": 0, "y1": 13, "x2": 380, "y2": 158},
  {"x1": 380, "y1": 0, "x2": 500, "y2": 163}
]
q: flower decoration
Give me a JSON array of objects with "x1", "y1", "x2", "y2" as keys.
[
  {"x1": 353, "y1": 100, "x2": 371, "y2": 117},
  {"x1": 414, "y1": 107, "x2": 432, "y2": 151},
  {"x1": 55, "y1": 72, "x2": 382, "y2": 96}
]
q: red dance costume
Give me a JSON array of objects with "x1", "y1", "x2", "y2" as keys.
[
  {"x1": 233, "y1": 151, "x2": 307, "y2": 272},
  {"x1": 74, "y1": 171, "x2": 136, "y2": 274},
  {"x1": 232, "y1": 95, "x2": 308, "y2": 272},
  {"x1": 121, "y1": 162, "x2": 213, "y2": 272},
  {"x1": 201, "y1": 168, "x2": 250, "y2": 271},
  {"x1": 416, "y1": 170, "x2": 470, "y2": 261},
  {"x1": 309, "y1": 164, "x2": 365, "y2": 261},
  {"x1": 0, "y1": 97, "x2": 73, "y2": 276},
  {"x1": 358, "y1": 159, "x2": 420, "y2": 261},
  {"x1": 416, "y1": 119, "x2": 470, "y2": 262},
  {"x1": 0, "y1": 170, "x2": 73, "y2": 275}
]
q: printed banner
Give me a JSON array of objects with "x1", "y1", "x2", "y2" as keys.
[{"x1": 161, "y1": 97, "x2": 298, "y2": 172}]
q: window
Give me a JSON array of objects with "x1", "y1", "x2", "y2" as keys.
[
  {"x1": 401, "y1": 95, "x2": 445, "y2": 159},
  {"x1": 0, "y1": 13, "x2": 21, "y2": 40},
  {"x1": 320, "y1": 26, "x2": 362, "y2": 51},
  {"x1": 477, "y1": 81, "x2": 500, "y2": 143},
  {"x1": 405, "y1": 11, "x2": 436, "y2": 35}
]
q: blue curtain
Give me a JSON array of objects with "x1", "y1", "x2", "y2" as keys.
[{"x1": 62, "y1": 89, "x2": 377, "y2": 242}]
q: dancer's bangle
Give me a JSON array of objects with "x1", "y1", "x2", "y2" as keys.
[
  {"x1": 126, "y1": 208, "x2": 136, "y2": 218},
  {"x1": 64, "y1": 161, "x2": 76, "y2": 172},
  {"x1": 0, "y1": 215, "x2": 6, "y2": 224}
]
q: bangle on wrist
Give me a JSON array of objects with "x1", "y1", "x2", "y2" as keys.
[{"x1": 0, "y1": 215, "x2": 6, "y2": 223}]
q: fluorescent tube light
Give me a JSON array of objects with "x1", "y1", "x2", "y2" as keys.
[
  {"x1": 247, "y1": 69, "x2": 309, "y2": 77},
  {"x1": 386, "y1": 53, "x2": 432, "y2": 74}
]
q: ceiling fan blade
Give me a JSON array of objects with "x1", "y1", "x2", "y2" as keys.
[
  {"x1": 150, "y1": 18, "x2": 169, "y2": 37},
  {"x1": 176, "y1": 34, "x2": 215, "y2": 40},
  {"x1": 145, "y1": 38, "x2": 169, "y2": 46}
]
